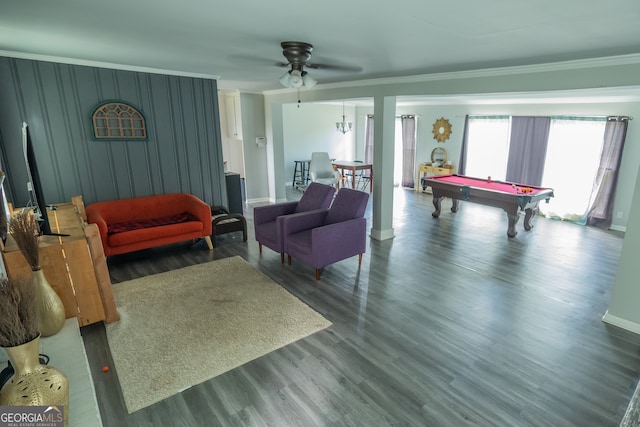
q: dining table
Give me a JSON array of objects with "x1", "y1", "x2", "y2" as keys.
[{"x1": 332, "y1": 160, "x2": 373, "y2": 192}]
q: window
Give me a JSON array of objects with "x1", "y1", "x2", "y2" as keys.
[
  {"x1": 92, "y1": 102, "x2": 147, "y2": 140},
  {"x1": 463, "y1": 115, "x2": 606, "y2": 222},
  {"x1": 464, "y1": 116, "x2": 510, "y2": 181},
  {"x1": 539, "y1": 118, "x2": 606, "y2": 221}
]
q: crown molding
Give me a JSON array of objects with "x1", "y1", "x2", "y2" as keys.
[{"x1": 0, "y1": 50, "x2": 220, "y2": 80}]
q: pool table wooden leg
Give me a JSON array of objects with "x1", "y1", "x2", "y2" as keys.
[
  {"x1": 431, "y1": 197, "x2": 442, "y2": 217},
  {"x1": 506, "y1": 211, "x2": 519, "y2": 238},
  {"x1": 450, "y1": 199, "x2": 459, "y2": 213},
  {"x1": 523, "y1": 207, "x2": 537, "y2": 231}
]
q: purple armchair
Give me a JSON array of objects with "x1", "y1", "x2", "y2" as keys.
[
  {"x1": 254, "y1": 182, "x2": 336, "y2": 263},
  {"x1": 283, "y1": 188, "x2": 369, "y2": 280}
]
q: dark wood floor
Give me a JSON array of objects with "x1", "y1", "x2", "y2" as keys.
[{"x1": 81, "y1": 187, "x2": 640, "y2": 427}]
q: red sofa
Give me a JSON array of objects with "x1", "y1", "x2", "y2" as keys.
[{"x1": 86, "y1": 193, "x2": 213, "y2": 256}]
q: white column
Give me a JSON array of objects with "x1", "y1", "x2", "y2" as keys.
[
  {"x1": 370, "y1": 96, "x2": 396, "y2": 241},
  {"x1": 602, "y1": 164, "x2": 640, "y2": 334}
]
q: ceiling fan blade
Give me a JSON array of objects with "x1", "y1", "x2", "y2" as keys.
[{"x1": 307, "y1": 63, "x2": 363, "y2": 73}]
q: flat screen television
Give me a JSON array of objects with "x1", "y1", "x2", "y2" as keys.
[{"x1": 22, "y1": 122, "x2": 51, "y2": 235}]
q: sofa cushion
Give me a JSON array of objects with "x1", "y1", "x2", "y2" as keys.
[
  {"x1": 108, "y1": 221, "x2": 203, "y2": 247},
  {"x1": 107, "y1": 212, "x2": 200, "y2": 235}
]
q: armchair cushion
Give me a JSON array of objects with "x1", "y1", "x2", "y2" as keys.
[
  {"x1": 294, "y1": 182, "x2": 336, "y2": 213},
  {"x1": 325, "y1": 188, "x2": 369, "y2": 225}
]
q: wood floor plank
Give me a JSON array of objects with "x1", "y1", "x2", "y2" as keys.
[{"x1": 81, "y1": 187, "x2": 640, "y2": 426}]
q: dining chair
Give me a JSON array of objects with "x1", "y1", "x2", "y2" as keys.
[{"x1": 309, "y1": 152, "x2": 341, "y2": 188}]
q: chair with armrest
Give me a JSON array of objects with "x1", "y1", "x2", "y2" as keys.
[
  {"x1": 211, "y1": 205, "x2": 247, "y2": 247},
  {"x1": 253, "y1": 182, "x2": 336, "y2": 263},
  {"x1": 309, "y1": 152, "x2": 341, "y2": 188},
  {"x1": 282, "y1": 188, "x2": 369, "y2": 280}
]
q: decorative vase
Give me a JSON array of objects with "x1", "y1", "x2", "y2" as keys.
[
  {"x1": 0, "y1": 336, "x2": 69, "y2": 426},
  {"x1": 32, "y1": 268, "x2": 66, "y2": 337}
]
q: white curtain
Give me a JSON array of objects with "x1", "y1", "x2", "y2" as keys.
[
  {"x1": 539, "y1": 118, "x2": 606, "y2": 222},
  {"x1": 401, "y1": 115, "x2": 416, "y2": 188},
  {"x1": 364, "y1": 114, "x2": 374, "y2": 164}
]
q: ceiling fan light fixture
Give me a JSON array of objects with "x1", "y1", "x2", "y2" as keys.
[
  {"x1": 302, "y1": 73, "x2": 317, "y2": 88},
  {"x1": 279, "y1": 71, "x2": 292, "y2": 87},
  {"x1": 289, "y1": 69, "x2": 303, "y2": 88}
]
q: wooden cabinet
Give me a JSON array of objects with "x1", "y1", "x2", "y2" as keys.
[
  {"x1": 225, "y1": 172, "x2": 244, "y2": 215},
  {"x1": 416, "y1": 163, "x2": 455, "y2": 192},
  {"x1": 1, "y1": 196, "x2": 119, "y2": 326}
]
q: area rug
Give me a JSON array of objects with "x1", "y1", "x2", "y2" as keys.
[
  {"x1": 622, "y1": 379, "x2": 640, "y2": 427},
  {"x1": 105, "y1": 256, "x2": 331, "y2": 413}
]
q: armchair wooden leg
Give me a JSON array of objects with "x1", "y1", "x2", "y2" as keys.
[
  {"x1": 288, "y1": 255, "x2": 292, "y2": 265},
  {"x1": 280, "y1": 253, "x2": 285, "y2": 264},
  {"x1": 204, "y1": 236, "x2": 214, "y2": 250},
  {"x1": 358, "y1": 253, "x2": 363, "y2": 265},
  {"x1": 315, "y1": 269, "x2": 321, "y2": 280},
  {"x1": 259, "y1": 243, "x2": 262, "y2": 253}
]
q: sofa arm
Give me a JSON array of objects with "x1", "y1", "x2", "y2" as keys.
[
  {"x1": 182, "y1": 194, "x2": 212, "y2": 235},
  {"x1": 86, "y1": 208, "x2": 110, "y2": 254},
  {"x1": 254, "y1": 202, "x2": 298, "y2": 226},
  {"x1": 281, "y1": 209, "x2": 329, "y2": 237}
]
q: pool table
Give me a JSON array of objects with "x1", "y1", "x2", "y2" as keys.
[{"x1": 425, "y1": 174, "x2": 554, "y2": 237}]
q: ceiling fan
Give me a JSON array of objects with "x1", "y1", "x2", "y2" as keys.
[{"x1": 278, "y1": 41, "x2": 361, "y2": 88}]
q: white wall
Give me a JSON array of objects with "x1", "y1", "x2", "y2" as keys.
[
  {"x1": 604, "y1": 164, "x2": 640, "y2": 332},
  {"x1": 282, "y1": 102, "x2": 356, "y2": 186},
  {"x1": 239, "y1": 93, "x2": 269, "y2": 202}
]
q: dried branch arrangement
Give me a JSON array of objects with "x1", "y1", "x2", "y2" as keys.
[
  {"x1": 9, "y1": 210, "x2": 40, "y2": 271},
  {"x1": 0, "y1": 276, "x2": 38, "y2": 347},
  {"x1": 0, "y1": 170, "x2": 6, "y2": 239}
]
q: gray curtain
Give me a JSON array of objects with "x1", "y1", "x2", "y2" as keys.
[
  {"x1": 586, "y1": 117, "x2": 629, "y2": 229},
  {"x1": 364, "y1": 114, "x2": 374, "y2": 164},
  {"x1": 458, "y1": 114, "x2": 470, "y2": 175},
  {"x1": 505, "y1": 116, "x2": 551, "y2": 185},
  {"x1": 0, "y1": 131, "x2": 9, "y2": 242},
  {"x1": 401, "y1": 115, "x2": 416, "y2": 188}
]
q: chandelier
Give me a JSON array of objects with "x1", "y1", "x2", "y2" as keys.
[{"x1": 336, "y1": 101, "x2": 352, "y2": 134}]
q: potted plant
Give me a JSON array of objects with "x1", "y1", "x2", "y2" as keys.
[{"x1": 0, "y1": 276, "x2": 68, "y2": 424}]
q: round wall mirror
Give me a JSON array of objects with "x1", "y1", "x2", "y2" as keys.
[
  {"x1": 431, "y1": 147, "x2": 448, "y2": 165},
  {"x1": 432, "y1": 117, "x2": 452, "y2": 142}
]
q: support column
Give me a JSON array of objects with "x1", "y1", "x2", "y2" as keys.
[
  {"x1": 370, "y1": 96, "x2": 396, "y2": 241},
  {"x1": 603, "y1": 164, "x2": 640, "y2": 334},
  {"x1": 268, "y1": 103, "x2": 287, "y2": 203}
]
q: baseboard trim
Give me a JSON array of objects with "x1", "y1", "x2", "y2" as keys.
[
  {"x1": 370, "y1": 227, "x2": 395, "y2": 241},
  {"x1": 246, "y1": 197, "x2": 270, "y2": 204},
  {"x1": 602, "y1": 311, "x2": 640, "y2": 335}
]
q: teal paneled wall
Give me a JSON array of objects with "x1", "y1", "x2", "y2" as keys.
[{"x1": 0, "y1": 57, "x2": 225, "y2": 208}]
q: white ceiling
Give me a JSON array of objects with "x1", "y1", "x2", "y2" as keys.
[{"x1": 2, "y1": 0, "x2": 640, "y2": 93}]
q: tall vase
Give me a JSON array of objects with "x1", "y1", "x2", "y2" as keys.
[
  {"x1": 32, "y1": 268, "x2": 66, "y2": 337},
  {"x1": 0, "y1": 336, "x2": 69, "y2": 426}
]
